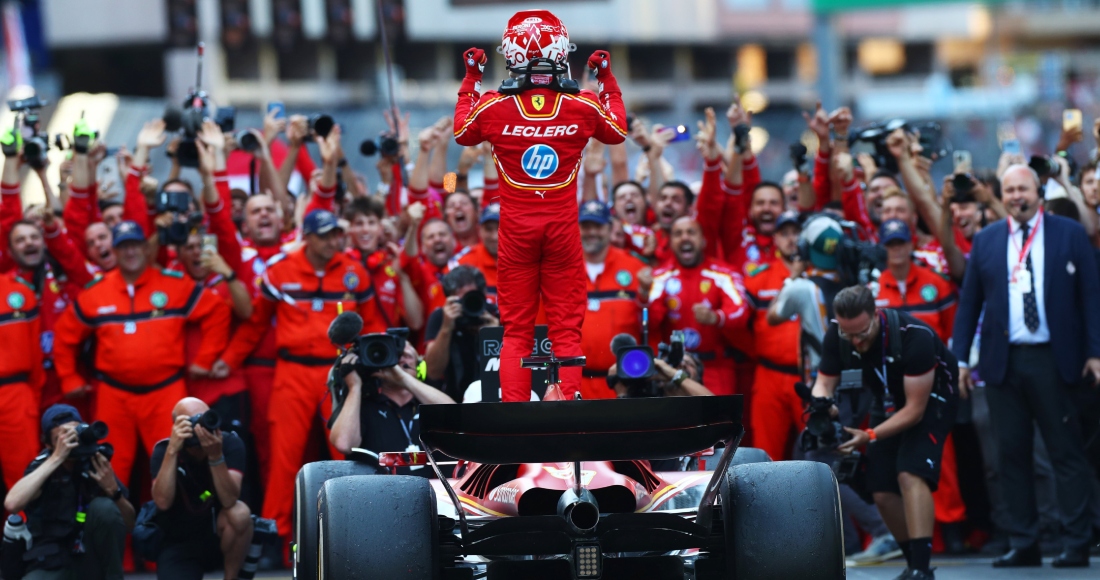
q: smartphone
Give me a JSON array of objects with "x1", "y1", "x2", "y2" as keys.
[
  {"x1": 952, "y1": 150, "x2": 972, "y2": 174},
  {"x1": 668, "y1": 124, "x2": 691, "y2": 143},
  {"x1": 1063, "y1": 109, "x2": 1083, "y2": 132},
  {"x1": 267, "y1": 101, "x2": 286, "y2": 121},
  {"x1": 202, "y1": 234, "x2": 218, "y2": 254},
  {"x1": 1001, "y1": 139, "x2": 1021, "y2": 156}
]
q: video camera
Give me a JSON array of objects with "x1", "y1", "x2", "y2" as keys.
[
  {"x1": 326, "y1": 312, "x2": 410, "y2": 420},
  {"x1": 850, "y1": 119, "x2": 946, "y2": 175},
  {"x1": 154, "y1": 190, "x2": 204, "y2": 246},
  {"x1": 185, "y1": 410, "x2": 221, "y2": 448},
  {"x1": 1029, "y1": 152, "x2": 1075, "y2": 181},
  {"x1": 163, "y1": 44, "x2": 235, "y2": 168},
  {"x1": 797, "y1": 216, "x2": 885, "y2": 287},
  {"x1": 69, "y1": 421, "x2": 115, "y2": 475},
  {"x1": 795, "y1": 370, "x2": 867, "y2": 486},
  {"x1": 789, "y1": 143, "x2": 810, "y2": 175},
  {"x1": 612, "y1": 331, "x2": 686, "y2": 398},
  {"x1": 7, "y1": 95, "x2": 50, "y2": 169}
]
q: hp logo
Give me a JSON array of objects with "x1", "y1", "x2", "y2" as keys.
[{"x1": 521, "y1": 144, "x2": 559, "y2": 179}]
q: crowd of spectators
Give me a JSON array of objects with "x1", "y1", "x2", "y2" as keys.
[{"x1": 2, "y1": 89, "x2": 1100, "y2": 575}]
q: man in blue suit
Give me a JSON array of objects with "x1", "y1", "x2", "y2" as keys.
[{"x1": 953, "y1": 164, "x2": 1100, "y2": 568}]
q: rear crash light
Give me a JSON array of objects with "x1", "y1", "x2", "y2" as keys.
[{"x1": 574, "y1": 543, "x2": 602, "y2": 578}]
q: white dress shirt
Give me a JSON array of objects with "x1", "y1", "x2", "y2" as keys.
[{"x1": 1007, "y1": 211, "x2": 1049, "y2": 344}]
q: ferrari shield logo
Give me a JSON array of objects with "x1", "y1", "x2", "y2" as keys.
[
  {"x1": 532, "y1": 95, "x2": 545, "y2": 111},
  {"x1": 700, "y1": 280, "x2": 712, "y2": 294}
]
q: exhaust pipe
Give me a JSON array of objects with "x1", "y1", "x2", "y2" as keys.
[{"x1": 558, "y1": 488, "x2": 600, "y2": 535}]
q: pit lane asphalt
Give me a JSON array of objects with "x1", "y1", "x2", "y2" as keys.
[{"x1": 127, "y1": 556, "x2": 1100, "y2": 579}]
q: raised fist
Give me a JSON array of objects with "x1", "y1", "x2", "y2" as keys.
[
  {"x1": 588, "y1": 50, "x2": 613, "y2": 80},
  {"x1": 463, "y1": 47, "x2": 487, "y2": 79}
]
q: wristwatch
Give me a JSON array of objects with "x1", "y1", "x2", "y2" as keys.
[
  {"x1": 110, "y1": 488, "x2": 124, "y2": 502},
  {"x1": 671, "y1": 370, "x2": 689, "y2": 387},
  {"x1": 223, "y1": 271, "x2": 238, "y2": 283}
]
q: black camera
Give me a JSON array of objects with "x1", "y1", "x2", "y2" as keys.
[
  {"x1": 1029, "y1": 153, "x2": 1075, "y2": 181},
  {"x1": 155, "y1": 190, "x2": 203, "y2": 246},
  {"x1": 912, "y1": 121, "x2": 947, "y2": 161},
  {"x1": 163, "y1": 44, "x2": 233, "y2": 168},
  {"x1": 7, "y1": 95, "x2": 50, "y2": 169},
  {"x1": 185, "y1": 410, "x2": 221, "y2": 448},
  {"x1": 70, "y1": 421, "x2": 115, "y2": 475},
  {"x1": 236, "y1": 130, "x2": 261, "y2": 153},
  {"x1": 309, "y1": 114, "x2": 335, "y2": 139},
  {"x1": 355, "y1": 330, "x2": 409, "y2": 371},
  {"x1": 614, "y1": 330, "x2": 686, "y2": 398},
  {"x1": 789, "y1": 143, "x2": 809, "y2": 174},
  {"x1": 849, "y1": 118, "x2": 909, "y2": 175},
  {"x1": 458, "y1": 289, "x2": 487, "y2": 327},
  {"x1": 732, "y1": 123, "x2": 751, "y2": 155},
  {"x1": 359, "y1": 135, "x2": 400, "y2": 157},
  {"x1": 795, "y1": 382, "x2": 849, "y2": 451},
  {"x1": 952, "y1": 172, "x2": 977, "y2": 196}
]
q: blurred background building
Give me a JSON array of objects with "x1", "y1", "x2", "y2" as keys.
[{"x1": 2, "y1": 0, "x2": 1099, "y2": 190}]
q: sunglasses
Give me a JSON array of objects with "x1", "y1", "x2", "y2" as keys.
[{"x1": 836, "y1": 318, "x2": 876, "y2": 342}]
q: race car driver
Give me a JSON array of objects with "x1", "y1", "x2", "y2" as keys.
[{"x1": 454, "y1": 9, "x2": 627, "y2": 401}]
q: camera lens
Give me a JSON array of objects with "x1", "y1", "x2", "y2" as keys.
[
  {"x1": 619, "y1": 349, "x2": 653, "y2": 379},
  {"x1": 364, "y1": 341, "x2": 392, "y2": 366},
  {"x1": 460, "y1": 290, "x2": 486, "y2": 318},
  {"x1": 310, "y1": 114, "x2": 334, "y2": 139},
  {"x1": 236, "y1": 130, "x2": 260, "y2": 152},
  {"x1": 198, "y1": 410, "x2": 221, "y2": 431}
]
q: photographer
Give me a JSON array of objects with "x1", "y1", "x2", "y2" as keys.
[
  {"x1": 149, "y1": 397, "x2": 252, "y2": 580},
  {"x1": 423, "y1": 266, "x2": 500, "y2": 402},
  {"x1": 329, "y1": 342, "x2": 454, "y2": 467},
  {"x1": 812, "y1": 286, "x2": 958, "y2": 580},
  {"x1": 4, "y1": 405, "x2": 133, "y2": 580}
]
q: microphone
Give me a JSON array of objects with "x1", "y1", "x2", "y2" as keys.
[
  {"x1": 609, "y1": 333, "x2": 637, "y2": 355},
  {"x1": 328, "y1": 312, "x2": 364, "y2": 346},
  {"x1": 1018, "y1": 202, "x2": 1029, "y2": 214}
]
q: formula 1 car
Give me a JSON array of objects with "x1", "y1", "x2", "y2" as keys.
[{"x1": 294, "y1": 362, "x2": 844, "y2": 580}]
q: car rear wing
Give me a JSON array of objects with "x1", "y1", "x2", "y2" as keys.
[{"x1": 419, "y1": 395, "x2": 743, "y2": 465}]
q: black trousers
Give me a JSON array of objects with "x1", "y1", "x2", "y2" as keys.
[{"x1": 986, "y1": 344, "x2": 1094, "y2": 550}]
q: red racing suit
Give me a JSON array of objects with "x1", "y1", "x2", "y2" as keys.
[
  {"x1": 646, "y1": 259, "x2": 750, "y2": 396},
  {"x1": 454, "y1": 78, "x2": 627, "y2": 401}
]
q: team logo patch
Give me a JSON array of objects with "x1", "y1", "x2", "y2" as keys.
[
  {"x1": 920, "y1": 284, "x2": 937, "y2": 303},
  {"x1": 665, "y1": 278, "x2": 682, "y2": 296},
  {"x1": 531, "y1": 75, "x2": 552, "y2": 86},
  {"x1": 343, "y1": 272, "x2": 360, "y2": 290},
  {"x1": 532, "y1": 95, "x2": 546, "y2": 110},
  {"x1": 683, "y1": 328, "x2": 702, "y2": 350},
  {"x1": 520, "y1": 144, "x2": 559, "y2": 179},
  {"x1": 616, "y1": 270, "x2": 632, "y2": 287},
  {"x1": 49, "y1": 280, "x2": 60, "y2": 294},
  {"x1": 384, "y1": 265, "x2": 396, "y2": 278},
  {"x1": 253, "y1": 259, "x2": 266, "y2": 275},
  {"x1": 150, "y1": 291, "x2": 168, "y2": 309},
  {"x1": 7, "y1": 292, "x2": 25, "y2": 310},
  {"x1": 700, "y1": 280, "x2": 712, "y2": 294},
  {"x1": 667, "y1": 297, "x2": 681, "y2": 310},
  {"x1": 747, "y1": 245, "x2": 760, "y2": 262}
]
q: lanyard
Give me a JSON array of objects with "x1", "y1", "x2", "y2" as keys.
[
  {"x1": 397, "y1": 410, "x2": 415, "y2": 447},
  {"x1": 1008, "y1": 211, "x2": 1042, "y2": 277}
]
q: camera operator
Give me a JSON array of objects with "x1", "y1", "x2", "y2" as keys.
[
  {"x1": 149, "y1": 397, "x2": 252, "y2": 580},
  {"x1": 4, "y1": 405, "x2": 133, "y2": 580},
  {"x1": 329, "y1": 342, "x2": 454, "y2": 469},
  {"x1": 812, "y1": 286, "x2": 959, "y2": 580},
  {"x1": 423, "y1": 266, "x2": 500, "y2": 402},
  {"x1": 607, "y1": 351, "x2": 712, "y2": 399}
]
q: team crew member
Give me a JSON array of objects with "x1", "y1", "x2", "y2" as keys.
[
  {"x1": 453, "y1": 204, "x2": 500, "y2": 303},
  {"x1": 344, "y1": 197, "x2": 424, "y2": 330},
  {"x1": 213, "y1": 209, "x2": 384, "y2": 541},
  {"x1": 576, "y1": 201, "x2": 650, "y2": 400},
  {"x1": 874, "y1": 220, "x2": 957, "y2": 341},
  {"x1": 443, "y1": 191, "x2": 480, "y2": 253},
  {"x1": 53, "y1": 221, "x2": 230, "y2": 487},
  {"x1": 404, "y1": 217, "x2": 455, "y2": 316},
  {"x1": 150, "y1": 397, "x2": 253, "y2": 580},
  {"x1": 744, "y1": 211, "x2": 806, "y2": 460},
  {"x1": 880, "y1": 189, "x2": 949, "y2": 275},
  {"x1": 721, "y1": 182, "x2": 784, "y2": 276},
  {"x1": 647, "y1": 217, "x2": 750, "y2": 396},
  {"x1": 454, "y1": 9, "x2": 627, "y2": 401},
  {"x1": 0, "y1": 272, "x2": 44, "y2": 491},
  {"x1": 234, "y1": 194, "x2": 288, "y2": 482},
  {"x1": 815, "y1": 286, "x2": 959, "y2": 580}
]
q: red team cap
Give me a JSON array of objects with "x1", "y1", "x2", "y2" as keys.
[{"x1": 499, "y1": 10, "x2": 574, "y2": 71}]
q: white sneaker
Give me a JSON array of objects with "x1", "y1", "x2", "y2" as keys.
[{"x1": 847, "y1": 534, "x2": 903, "y2": 566}]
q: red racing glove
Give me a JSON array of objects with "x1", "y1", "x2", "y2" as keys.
[
  {"x1": 587, "y1": 50, "x2": 613, "y2": 81},
  {"x1": 459, "y1": 47, "x2": 487, "y2": 94}
]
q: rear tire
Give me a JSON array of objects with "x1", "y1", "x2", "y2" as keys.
[
  {"x1": 728, "y1": 446, "x2": 771, "y2": 466},
  {"x1": 293, "y1": 461, "x2": 380, "y2": 580},
  {"x1": 721, "y1": 461, "x2": 844, "y2": 580},
  {"x1": 318, "y1": 475, "x2": 439, "y2": 580}
]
